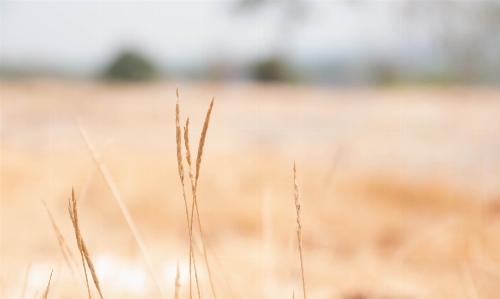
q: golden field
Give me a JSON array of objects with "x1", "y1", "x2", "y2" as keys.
[{"x1": 1, "y1": 80, "x2": 500, "y2": 298}]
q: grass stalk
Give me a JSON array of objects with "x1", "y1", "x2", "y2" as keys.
[
  {"x1": 195, "y1": 97, "x2": 214, "y2": 184},
  {"x1": 42, "y1": 199, "x2": 85, "y2": 298},
  {"x1": 293, "y1": 162, "x2": 307, "y2": 299},
  {"x1": 320, "y1": 145, "x2": 343, "y2": 200},
  {"x1": 78, "y1": 122, "x2": 164, "y2": 299},
  {"x1": 19, "y1": 263, "x2": 31, "y2": 299},
  {"x1": 68, "y1": 190, "x2": 92, "y2": 299},
  {"x1": 68, "y1": 188, "x2": 104, "y2": 299},
  {"x1": 176, "y1": 88, "x2": 202, "y2": 299},
  {"x1": 184, "y1": 99, "x2": 217, "y2": 299},
  {"x1": 41, "y1": 270, "x2": 53, "y2": 299},
  {"x1": 174, "y1": 260, "x2": 181, "y2": 299}
]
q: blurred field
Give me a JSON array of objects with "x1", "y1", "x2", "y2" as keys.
[{"x1": 1, "y1": 80, "x2": 500, "y2": 299}]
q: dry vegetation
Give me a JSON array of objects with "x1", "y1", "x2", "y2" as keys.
[{"x1": 1, "y1": 80, "x2": 500, "y2": 298}]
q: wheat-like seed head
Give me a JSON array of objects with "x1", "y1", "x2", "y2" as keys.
[
  {"x1": 184, "y1": 118, "x2": 196, "y2": 190},
  {"x1": 80, "y1": 240, "x2": 104, "y2": 299},
  {"x1": 183, "y1": 96, "x2": 217, "y2": 299},
  {"x1": 195, "y1": 97, "x2": 214, "y2": 183},
  {"x1": 293, "y1": 162, "x2": 307, "y2": 299},
  {"x1": 184, "y1": 118, "x2": 192, "y2": 168},
  {"x1": 69, "y1": 189, "x2": 92, "y2": 299},
  {"x1": 294, "y1": 162, "x2": 301, "y2": 232},
  {"x1": 69, "y1": 188, "x2": 104, "y2": 299},
  {"x1": 43, "y1": 199, "x2": 86, "y2": 296},
  {"x1": 176, "y1": 87, "x2": 185, "y2": 183},
  {"x1": 175, "y1": 88, "x2": 202, "y2": 299}
]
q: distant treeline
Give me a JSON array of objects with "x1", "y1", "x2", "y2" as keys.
[
  {"x1": 94, "y1": 49, "x2": 500, "y2": 85},
  {"x1": 1, "y1": 48, "x2": 499, "y2": 85}
]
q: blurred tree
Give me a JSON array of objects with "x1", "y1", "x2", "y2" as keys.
[
  {"x1": 235, "y1": 0, "x2": 308, "y2": 82},
  {"x1": 103, "y1": 50, "x2": 158, "y2": 81},
  {"x1": 406, "y1": 1, "x2": 500, "y2": 83},
  {"x1": 250, "y1": 56, "x2": 291, "y2": 81}
]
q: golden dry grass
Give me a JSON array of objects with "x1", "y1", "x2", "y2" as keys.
[
  {"x1": 68, "y1": 188, "x2": 104, "y2": 299},
  {"x1": 176, "y1": 88, "x2": 201, "y2": 299},
  {"x1": 293, "y1": 162, "x2": 306, "y2": 299},
  {"x1": 174, "y1": 260, "x2": 181, "y2": 299},
  {"x1": 41, "y1": 270, "x2": 53, "y2": 299},
  {"x1": 1, "y1": 80, "x2": 500, "y2": 298}
]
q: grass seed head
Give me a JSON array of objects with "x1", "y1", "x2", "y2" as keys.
[{"x1": 195, "y1": 97, "x2": 214, "y2": 183}]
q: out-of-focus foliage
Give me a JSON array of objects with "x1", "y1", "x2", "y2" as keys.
[
  {"x1": 234, "y1": 0, "x2": 266, "y2": 11},
  {"x1": 406, "y1": 1, "x2": 500, "y2": 84},
  {"x1": 234, "y1": 0, "x2": 307, "y2": 20},
  {"x1": 250, "y1": 57, "x2": 294, "y2": 82},
  {"x1": 103, "y1": 50, "x2": 158, "y2": 81},
  {"x1": 236, "y1": 0, "x2": 500, "y2": 85},
  {"x1": 234, "y1": 0, "x2": 305, "y2": 83}
]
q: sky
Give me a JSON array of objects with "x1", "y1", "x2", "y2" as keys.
[{"x1": 0, "y1": 0, "x2": 434, "y2": 75}]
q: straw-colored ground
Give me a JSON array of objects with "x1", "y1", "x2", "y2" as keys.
[{"x1": 1, "y1": 80, "x2": 500, "y2": 299}]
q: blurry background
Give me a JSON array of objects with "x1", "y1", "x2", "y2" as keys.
[
  {"x1": 2, "y1": 1, "x2": 500, "y2": 299},
  {"x1": 1, "y1": 0, "x2": 499, "y2": 84}
]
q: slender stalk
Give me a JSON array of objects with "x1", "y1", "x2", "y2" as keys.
[
  {"x1": 68, "y1": 188, "x2": 104, "y2": 299},
  {"x1": 41, "y1": 270, "x2": 53, "y2": 299},
  {"x1": 78, "y1": 122, "x2": 164, "y2": 298},
  {"x1": 185, "y1": 100, "x2": 218, "y2": 299},
  {"x1": 293, "y1": 162, "x2": 307, "y2": 299},
  {"x1": 42, "y1": 199, "x2": 85, "y2": 298},
  {"x1": 19, "y1": 263, "x2": 31, "y2": 299},
  {"x1": 174, "y1": 260, "x2": 181, "y2": 299},
  {"x1": 68, "y1": 190, "x2": 92, "y2": 299},
  {"x1": 175, "y1": 88, "x2": 202, "y2": 299}
]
